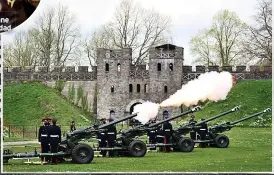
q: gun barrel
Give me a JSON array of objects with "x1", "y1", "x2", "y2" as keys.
[
  {"x1": 99, "y1": 113, "x2": 138, "y2": 129},
  {"x1": 148, "y1": 106, "x2": 201, "y2": 128},
  {"x1": 195, "y1": 106, "x2": 240, "y2": 126},
  {"x1": 230, "y1": 108, "x2": 271, "y2": 125}
]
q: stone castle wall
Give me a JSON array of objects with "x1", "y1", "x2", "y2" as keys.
[{"x1": 3, "y1": 44, "x2": 272, "y2": 120}]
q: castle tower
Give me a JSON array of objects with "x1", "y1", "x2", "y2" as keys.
[
  {"x1": 96, "y1": 48, "x2": 132, "y2": 119},
  {"x1": 148, "y1": 44, "x2": 184, "y2": 118}
]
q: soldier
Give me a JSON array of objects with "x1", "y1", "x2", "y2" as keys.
[
  {"x1": 147, "y1": 118, "x2": 158, "y2": 151},
  {"x1": 189, "y1": 113, "x2": 197, "y2": 140},
  {"x1": 189, "y1": 113, "x2": 197, "y2": 125},
  {"x1": 48, "y1": 118, "x2": 61, "y2": 164},
  {"x1": 38, "y1": 118, "x2": 51, "y2": 162},
  {"x1": 162, "y1": 116, "x2": 173, "y2": 152},
  {"x1": 198, "y1": 118, "x2": 208, "y2": 148},
  {"x1": 70, "y1": 121, "x2": 76, "y2": 132},
  {"x1": 98, "y1": 118, "x2": 107, "y2": 157},
  {"x1": 106, "y1": 117, "x2": 117, "y2": 157}
]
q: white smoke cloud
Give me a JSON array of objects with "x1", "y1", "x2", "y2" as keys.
[
  {"x1": 133, "y1": 71, "x2": 234, "y2": 124},
  {"x1": 133, "y1": 101, "x2": 160, "y2": 124},
  {"x1": 160, "y1": 71, "x2": 234, "y2": 107}
]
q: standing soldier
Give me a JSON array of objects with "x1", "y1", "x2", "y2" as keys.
[
  {"x1": 48, "y1": 118, "x2": 61, "y2": 164},
  {"x1": 106, "y1": 117, "x2": 117, "y2": 157},
  {"x1": 98, "y1": 118, "x2": 107, "y2": 157},
  {"x1": 189, "y1": 113, "x2": 197, "y2": 140},
  {"x1": 38, "y1": 118, "x2": 51, "y2": 162},
  {"x1": 147, "y1": 118, "x2": 158, "y2": 151},
  {"x1": 198, "y1": 118, "x2": 208, "y2": 148},
  {"x1": 70, "y1": 121, "x2": 76, "y2": 132},
  {"x1": 162, "y1": 119, "x2": 173, "y2": 152}
]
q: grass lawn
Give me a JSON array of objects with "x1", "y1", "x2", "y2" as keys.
[
  {"x1": 3, "y1": 127, "x2": 272, "y2": 172},
  {"x1": 3, "y1": 83, "x2": 93, "y2": 126}
]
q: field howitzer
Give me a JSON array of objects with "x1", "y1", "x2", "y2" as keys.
[
  {"x1": 3, "y1": 113, "x2": 138, "y2": 164},
  {"x1": 206, "y1": 108, "x2": 272, "y2": 148},
  {"x1": 117, "y1": 106, "x2": 202, "y2": 153},
  {"x1": 171, "y1": 106, "x2": 240, "y2": 148}
]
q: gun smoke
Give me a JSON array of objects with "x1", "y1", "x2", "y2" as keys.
[
  {"x1": 133, "y1": 101, "x2": 159, "y2": 124},
  {"x1": 133, "y1": 71, "x2": 234, "y2": 124},
  {"x1": 160, "y1": 71, "x2": 234, "y2": 107}
]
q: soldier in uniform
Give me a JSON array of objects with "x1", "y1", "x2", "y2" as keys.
[
  {"x1": 189, "y1": 113, "x2": 197, "y2": 140},
  {"x1": 147, "y1": 118, "x2": 158, "y2": 151},
  {"x1": 98, "y1": 118, "x2": 107, "y2": 157},
  {"x1": 38, "y1": 118, "x2": 51, "y2": 162},
  {"x1": 162, "y1": 114, "x2": 173, "y2": 152},
  {"x1": 48, "y1": 118, "x2": 61, "y2": 164},
  {"x1": 198, "y1": 118, "x2": 208, "y2": 148},
  {"x1": 189, "y1": 113, "x2": 197, "y2": 125},
  {"x1": 70, "y1": 121, "x2": 76, "y2": 132},
  {"x1": 106, "y1": 117, "x2": 117, "y2": 157}
]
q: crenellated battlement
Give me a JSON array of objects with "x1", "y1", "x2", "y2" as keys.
[
  {"x1": 4, "y1": 66, "x2": 94, "y2": 73},
  {"x1": 96, "y1": 48, "x2": 132, "y2": 61},
  {"x1": 149, "y1": 44, "x2": 184, "y2": 59},
  {"x1": 4, "y1": 66, "x2": 97, "y2": 81},
  {"x1": 182, "y1": 65, "x2": 272, "y2": 81},
  {"x1": 182, "y1": 65, "x2": 272, "y2": 73},
  {"x1": 3, "y1": 64, "x2": 272, "y2": 81}
]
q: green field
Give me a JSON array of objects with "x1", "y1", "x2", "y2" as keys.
[
  {"x1": 3, "y1": 82, "x2": 92, "y2": 126},
  {"x1": 3, "y1": 80, "x2": 272, "y2": 127},
  {"x1": 3, "y1": 127, "x2": 272, "y2": 172},
  {"x1": 188, "y1": 80, "x2": 272, "y2": 126}
]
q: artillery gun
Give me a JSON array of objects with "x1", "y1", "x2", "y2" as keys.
[
  {"x1": 172, "y1": 106, "x2": 241, "y2": 148},
  {"x1": 117, "y1": 106, "x2": 202, "y2": 154},
  {"x1": 205, "y1": 108, "x2": 271, "y2": 148},
  {"x1": 3, "y1": 113, "x2": 138, "y2": 164}
]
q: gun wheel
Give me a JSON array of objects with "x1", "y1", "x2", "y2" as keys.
[
  {"x1": 72, "y1": 143, "x2": 94, "y2": 164},
  {"x1": 178, "y1": 137, "x2": 195, "y2": 152},
  {"x1": 214, "y1": 134, "x2": 229, "y2": 148},
  {"x1": 128, "y1": 140, "x2": 147, "y2": 157}
]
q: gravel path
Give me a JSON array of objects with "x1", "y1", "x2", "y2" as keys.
[{"x1": 3, "y1": 140, "x2": 38, "y2": 146}]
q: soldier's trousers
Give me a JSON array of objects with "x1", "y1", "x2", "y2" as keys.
[
  {"x1": 50, "y1": 141, "x2": 59, "y2": 163},
  {"x1": 99, "y1": 139, "x2": 107, "y2": 157},
  {"x1": 107, "y1": 139, "x2": 115, "y2": 157},
  {"x1": 164, "y1": 135, "x2": 171, "y2": 152},
  {"x1": 40, "y1": 142, "x2": 50, "y2": 161}
]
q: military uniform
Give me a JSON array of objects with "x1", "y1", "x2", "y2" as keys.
[
  {"x1": 106, "y1": 119, "x2": 117, "y2": 157},
  {"x1": 48, "y1": 122, "x2": 61, "y2": 163},
  {"x1": 98, "y1": 118, "x2": 107, "y2": 157},
  {"x1": 189, "y1": 114, "x2": 197, "y2": 140},
  {"x1": 147, "y1": 119, "x2": 158, "y2": 150},
  {"x1": 38, "y1": 120, "x2": 50, "y2": 161},
  {"x1": 70, "y1": 121, "x2": 76, "y2": 132},
  {"x1": 163, "y1": 121, "x2": 173, "y2": 152},
  {"x1": 198, "y1": 119, "x2": 208, "y2": 147}
]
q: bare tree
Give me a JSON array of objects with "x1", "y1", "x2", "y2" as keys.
[
  {"x1": 4, "y1": 30, "x2": 39, "y2": 67},
  {"x1": 84, "y1": 0, "x2": 172, "y2": 66},
  {"x1": 83, "y1": 27, "x2": 113, "y2": 66},
  {"x1": 190, "y1": 10, "x2": 247, "y2": 66},
  {"x1": 243, "y1": 0, "x2": 272, "y2": 65},
  {"x1": 32, "y1": 3, "x2": 80, "y2": 68}
]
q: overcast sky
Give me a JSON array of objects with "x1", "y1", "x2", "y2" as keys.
[{"x1": 2, "y1": 0, "x2": 259, "y2": 65}]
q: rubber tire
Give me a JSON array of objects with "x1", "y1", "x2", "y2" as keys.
[
  {"x1": 71, "y1": 143, "x2": 94, "y2": 164},
  {"x1": 128, "y1": 140, "x2": 147, "y2": 157},
  {"x1": 214, "y1": 134, "x2": 229, "y2": 148},
  {"x1": 178, "y1": 137, "x2": 195, "y2": 152}
]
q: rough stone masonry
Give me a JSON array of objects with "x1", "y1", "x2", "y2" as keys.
[{"x1": 3, "y1": 43, "x2": 272, "y2": 121}]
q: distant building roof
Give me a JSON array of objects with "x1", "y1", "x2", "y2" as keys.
[{"x1": 155, "y1": 44, "x2": 178, "y2": 50}]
